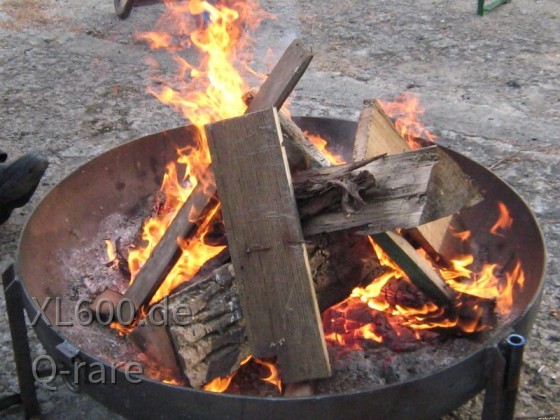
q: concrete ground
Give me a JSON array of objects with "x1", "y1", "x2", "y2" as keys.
[{"x1": 0, "y1": 0, "x2": 558, "y2": 418}]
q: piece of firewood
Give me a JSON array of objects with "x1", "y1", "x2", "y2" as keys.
[
  {"x1": 128, "y1": 308, "x2": 185, "y2": 384},
  {"x1": 299, "y1": 146, "x2": 477, "y2": 237},
  {"x1": 167, "y1": 264, "x2": 248, "y2": 389},
  {"x1": 353, "y1": 100, "x2": 480, "y2": 304},
  {"x1": 245, "y1": 39, "x2": 312, "y2": 113},
  {"x1": 167, "y1": 232, "x2": 380, "y2": 389},
  {"x1": 206, "y1": 108, "x2": 331, "y2": 384},
  {"x1": 118, "y1": 171, "x2": 217, "y2": 322},
  {"x1": 244, "y1": 88, "x2": 331, "y2": 170},
  {"x1": 355, "y1": 100, "x2": 480, "y2": 264},
  {"x1": 371, "y1": 231, "x2": 456, "y2": 304}
]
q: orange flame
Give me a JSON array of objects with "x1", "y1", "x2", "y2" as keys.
[
  {"x1": 323, "y1": 201, "x2": 527, "y2": 352},
  {"x1": 378, "y1": 92, "x2": 437, "y2": 149},
  {"x1": 125, "y1": 1, "x2": 274, "y2": 311},
  {"x1": 253, "y1": 358, "x2": 282, "y2": 392},
  {"x1": 490, "y1": 201, "x2": 513, "y2": 237},
  {"x1": 304, "y1": 131, "x2": 345, "y2": 165},
  {"x1": 202, "y1": 356, "x2": 282, "y2": 393}
]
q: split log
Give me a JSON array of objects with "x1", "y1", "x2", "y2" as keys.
[
  {"x1": 355, "y1": 100, "x2": 481, "y2": 265},
  {"x1": 206, "y1": 108, "x2": 331, "y2": 384},
  {"x1": 299, "y1": 146, "x2": 476, "y2": 237},
  {"x1": 118, "y1": 171, "x2": 218, "y2": 322},
  {"x1": 372, "y1": 231, "x2": 456, "y2": 304},
  {"x1": 128, "y1": 308, "x2": 185, "y2": 384},
  {"x1": 167, "y1": 265, "x2": 248, "y2": 389},
  {"x1": 167, "y1": 231, "x2": 381, "y2": 389},
  {"x1": 353, "y1": 100, "x2": 481, "y2": 303}
]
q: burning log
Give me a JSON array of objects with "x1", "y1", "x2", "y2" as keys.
[
  {"x1": 167, "y1": 229, "x2": 380, "y2": 389},
  {"x1": 206, "y1": 107, "x2": 331, "y2": 384},
  {"x1": 372, "y1": 231, "x2": 456, "y2": 304},
  {"x1": 354, "y1": 100, "x2": 481, "y2": 265},
  {"x1": 128, "y1": 308, "x2": 185, "y2": 384},
  {"x1": 119, "y1": 172, "x2": 218, "y2": 322},
  {"x1": 353, "y1": 100, "x2": 481, "y2": 304},
  {"x1": 167, "y1": 265, "x2": 248, "y2": 389}
]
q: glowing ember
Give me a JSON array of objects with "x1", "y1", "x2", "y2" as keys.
[
  {"x1": 323, "y1": 201, "x2": 526, "y2": 351},
  {"x1": 378, "y1": 92, "x2": 437, "y2": 149},
  {"x1": 202, "y1": 357, "x2": 282, "y2": 393}
]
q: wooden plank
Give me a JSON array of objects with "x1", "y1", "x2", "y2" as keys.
[
  {"x1": 353, "y1": 101, "x2": 409, "y2": 160},
  {"x1": 371, "y1": 231, "x2": 456, "y2": 304},
  {"x1": 120, "y1": 172, "x2": 217, "y2": 322},
  {"x1": 352, "y1": 105, "x2": 374, "y2": 162},
  {"x1": 206, "y1": 108, "x2": 331, "y2": 384},
  {"x1": 245, "y1": 39, "x2": 313, "y2": 113}
]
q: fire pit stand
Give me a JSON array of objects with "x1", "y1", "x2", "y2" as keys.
[{"x1": 0, "y1": 266, "x2": 529, "y2": 419}]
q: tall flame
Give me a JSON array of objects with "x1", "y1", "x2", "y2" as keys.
[
  {"x1": 126, "y1": 1, "x2": 274, "y2": 308},
  {"x1": 378, "y1": 92, "x2": 437, "y2": 149}
]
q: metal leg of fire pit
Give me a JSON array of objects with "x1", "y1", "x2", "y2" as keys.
[
  {"x1": 477, "y1": 0, "x2": 511, "y2": 16},
  {"x1": 501, "y1": 333, "x2": 527, "y2": 420},
  {"x1": 1, "y1": 264, "x2": 41, "y2": 418},
  {"x1": 482, "y1": 333, "x2": 526, "y2": 420}
]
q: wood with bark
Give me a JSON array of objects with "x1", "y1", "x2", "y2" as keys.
[
  {"x1": 298, "y1": 146, "x2": 479, "y2": 237},
  {"x1": 355, "y1": 100, "x2": 480, "y2": 264},
  {"x1": 167, "y1": 264, "x2": 248, "y2": 389},
  {"x1": 167, "y1": 232, "x2": 381, "y2": 389},
  {"x1": 206, "y1": 108, "x2": 331, "y2": 384},
  {"x1": 353, "y1": 100, "x2": 481, "y2": 303}
]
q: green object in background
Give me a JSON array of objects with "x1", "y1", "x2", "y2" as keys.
[{"x1": 477, "y1": 0, "x2": 511, "y2": 15}]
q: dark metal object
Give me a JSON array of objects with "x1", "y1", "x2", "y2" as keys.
[
  {"x1": 478, "y1": 0, "x2": 511, "y2": 16},
  {"x1": 114, "y1": 0, "x2": 135, "y2": 19},
  {"x1": 501, "y1": 333, "x2": 526, "y2": 419},
  {"x1": 16, "y1": 117, "x2": 546, "y2": 419},
  {"x1": 114, "y1": 0, "x2": 177, "y2": 19},
  {"x1": 2, "y1": 264, "x2": 41, "y2": 418},
  {"x1": 482, "y1": 346, "x2": 507, "y2": 420}
]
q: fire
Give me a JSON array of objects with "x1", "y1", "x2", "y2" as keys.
[
  {"x1": 490, "y1": 201, "x2": 513, "y2": 237},
  {"x1": 202, "y1": 356, "x2": 282, "y2": 393},
  {"x1": 378, "y1": 92, "x2": 437, "y2": 149},
  {"x1": 125, "y1": 1, "x2": 274, "y2": 308},
  {"x1": 323, "y1": 201, "x2": 526, "y2": 352},
  {"x1": 304, "y1": 131, "x2": 345, "y2": 165}
]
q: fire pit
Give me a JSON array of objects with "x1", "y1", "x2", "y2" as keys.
[{"x1": 15, "y1": 116, "x2": 545, "y2": 419}]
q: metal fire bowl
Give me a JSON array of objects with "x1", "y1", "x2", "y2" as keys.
[{"x1": 17, "y1": 117, "x2": 546, "y2": 419}]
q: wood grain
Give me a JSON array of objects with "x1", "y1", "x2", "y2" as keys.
[
  {"x1": 206, "y1": 108, "x2": 331, "y2": 383},
  {"x1": 245, "y1": 39, "x2": 313, "y2": 113}
]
